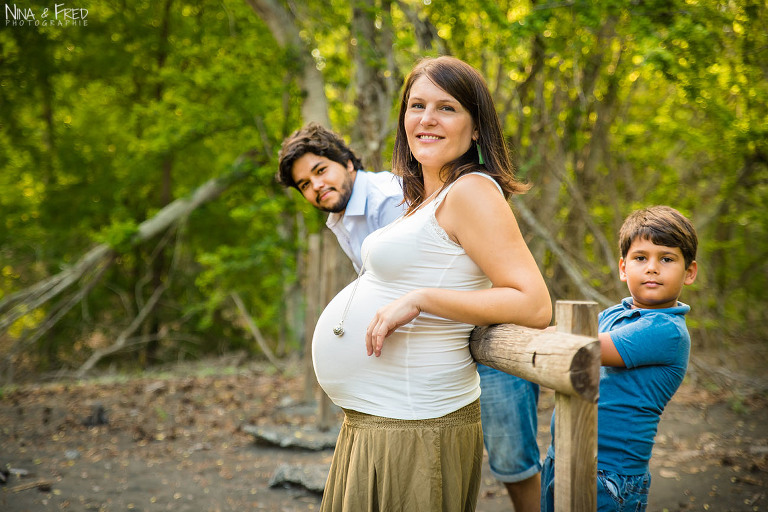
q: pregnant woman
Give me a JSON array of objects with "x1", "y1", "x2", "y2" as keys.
[{"x1": 312, "y1": 56, "x2": 552, "y2": 512}]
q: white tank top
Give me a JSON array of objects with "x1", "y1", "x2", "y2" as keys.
[{"x1": 312, "y1": 173, "x2": 501, "y2": 420}]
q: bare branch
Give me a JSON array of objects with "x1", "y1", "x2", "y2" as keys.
[
  {"x1": 230, "y1": 292, "x2": 283, "y2": 372},
  {"x1": 75, "y1": 280, "x2": 169, "y2": 379},
  {"x1": 0, "y1": 245, "x2": 112, "y2": 332},
  {"x1": 551, "y1": 165, "x2": 616, "y2": 273},
  {"x1": 0, "y1": 163, "x2": 251, "y2": 341},
  {"x1": 512, "y1": 197, "x2": 613, "y2": 308}
]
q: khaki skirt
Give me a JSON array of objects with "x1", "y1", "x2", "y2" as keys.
[{"x1": 320, "y1": 400, "x2": 483, "y2": 512}]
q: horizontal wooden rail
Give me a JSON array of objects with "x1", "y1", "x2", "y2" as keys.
[{"x1": 469, "y1": 322, "x2": 600, "y2": 403}]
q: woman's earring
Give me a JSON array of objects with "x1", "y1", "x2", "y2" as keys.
[
  {"x1": 476, "y1": 142, "x2": 485, "y2": 165},
  {"x1": 409, "y1": 150, "x2": 421, "y2": 174}
]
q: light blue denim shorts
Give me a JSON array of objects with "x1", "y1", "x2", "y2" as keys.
[
  {"x1": 541, "y1": 453, "x2": 651, "y2": 512},
  {"x1": 477, "y1": 363, "x2": 541, "y2": 482}
]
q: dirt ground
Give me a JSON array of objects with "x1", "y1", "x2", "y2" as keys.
[{"x1": 1, "y1": 351, "x2": 766, "y2": 512}]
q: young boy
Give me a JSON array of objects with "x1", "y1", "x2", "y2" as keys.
[{"x1": 542, "y1": 205, "x2": 699, "y2": 511}]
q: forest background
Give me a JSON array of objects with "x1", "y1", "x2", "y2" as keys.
[{"x1": 1, "y1": 0, "x2": 766, "y2": 382}]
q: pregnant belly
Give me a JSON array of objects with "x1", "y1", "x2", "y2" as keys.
[
  {"x1": 311, "y1": 278, "x2": 405, "y2": 401},
  {"x1": 310, "y1": 276, "x2": 479, "y2": 419}
]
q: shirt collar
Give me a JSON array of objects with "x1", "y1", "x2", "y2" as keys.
[
  {"x1": 620, "y1": 297, "x2": 690, "y2": 315},
  {"x1": 344, "y1": 170, "x2": 368, "y2": 217},
  {"x1": 325, "y1": 170, "x2": 367, "y2": 228}
]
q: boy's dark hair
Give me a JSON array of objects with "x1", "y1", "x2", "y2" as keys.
[
  {"x1": 277, "y1": 123, "x2": 363, "y2": 189},
  {"x1": 619, "y1": 206, "x2": 698, "y2": 268}
]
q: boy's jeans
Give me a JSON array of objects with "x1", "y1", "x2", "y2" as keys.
[{"x1": 541, "y1": 454, "x2": 651, "y2": 511}]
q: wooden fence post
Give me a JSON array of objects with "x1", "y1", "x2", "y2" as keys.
[
  {"x1": 302, "y1": 234, "x2": 322, "y2": 404},
  {"x1": 316, "y1": 232, "x2": 340, "y2": 430},
  {"x1": 469, "y1": 299, "x2": 600, "y2": 511},
  {"x1": 302, "y1": 231, "x2": 356, "y2": 431},
  {"x1": 554, "y1": 301, "x2": 599, "y2": 512}
]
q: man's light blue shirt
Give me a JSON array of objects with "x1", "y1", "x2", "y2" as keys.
[{"x1": 326, "y1": 170, "x2": 405, "y2": 271}]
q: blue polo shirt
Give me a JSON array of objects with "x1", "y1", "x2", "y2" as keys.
[
  {"x1": 547, "y1": 297, "x2": 691, "y2": 475},
  {"x1": 596, "y1": 297, "x2": 691, "y2": 474}
]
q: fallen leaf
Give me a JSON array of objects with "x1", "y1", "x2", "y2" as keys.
[{"x1": 659, "y1": 469, "x2": 680, "y2": 479}]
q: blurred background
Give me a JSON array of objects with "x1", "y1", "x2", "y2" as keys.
[{"x1": 1, "y1": 0, "x2": 766, "y2": 382}]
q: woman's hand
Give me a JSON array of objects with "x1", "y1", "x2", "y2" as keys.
[{"x1": 365, "y1": 291, "x2": 422, "y2": 357}]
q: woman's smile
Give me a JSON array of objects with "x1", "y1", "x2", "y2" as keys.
[{"x1": 404, "y1": 76, "x2": 476, "y2": 176}]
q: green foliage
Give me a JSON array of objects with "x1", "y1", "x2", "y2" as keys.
[
  {"x1": 410, "y1": 0, "x2": 767, "y2": 342},
  {"x1": 727, "y1": 393, "x2": 748, "y2": 415},
  {"x1": 0, "y1": 0, "x2": 296, "y2": 368},
  {"x1": 92, "y1": 219, "x2": 140, "y2": 252},
  {"x1": 1, "y1": 0, "x2": 765, "y2": 375}
]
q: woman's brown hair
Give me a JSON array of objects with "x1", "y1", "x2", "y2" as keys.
[{"x1": 393, "y1": 56, "x2": 528, "y2": 213}]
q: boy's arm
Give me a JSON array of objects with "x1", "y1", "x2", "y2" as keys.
[{"x1": 599, "y1": 332, "x2": 626, "y2": 367}]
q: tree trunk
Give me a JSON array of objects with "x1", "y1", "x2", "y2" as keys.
[
  {"x1": 245, "y1": 0, "x2": 330, "y2": 126},
  {"x1": 350, "y1": 0, "x2": 399, "y2": 172}
]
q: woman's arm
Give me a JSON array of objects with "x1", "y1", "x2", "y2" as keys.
[{"x1": 366, "y1": 174, "x2": 552, "y2": 356}]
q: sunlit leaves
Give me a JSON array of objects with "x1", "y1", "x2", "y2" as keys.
[{"x1": 1, "y1": 0, "x2": 765, "y2": 369}]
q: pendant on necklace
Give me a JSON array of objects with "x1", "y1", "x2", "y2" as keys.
[{"x1": 333, "y1": 323, "x2": 344, "y2": 337}]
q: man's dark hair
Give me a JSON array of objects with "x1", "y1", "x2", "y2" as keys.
[
  {"x1": 277, "y1": 123, "x2": 363, "y2": 189},
  {"x1": 619, "y1": 205, "x2": 698, "y2": 268}
]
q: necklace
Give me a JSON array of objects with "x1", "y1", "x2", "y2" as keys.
[{"x1": 333, "y1": 188, "x2": 440, "y2": 337}]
